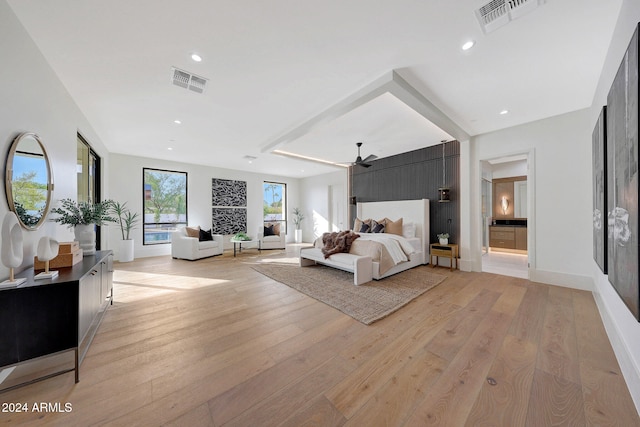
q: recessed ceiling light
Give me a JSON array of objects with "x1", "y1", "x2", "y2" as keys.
[
  {"x1": 191, "y1": 53, "x2": 202, "y2": 62},
  {"x1": 500, "y1": 110, "x2": 509, "y2": 115},
  {"x1": 167, "y1": 147, "x2": 173, "y2": 151},
  {"x1": 174, "y1": 119, "x2": 181, "y2": 124},
  {"x1": 462, "y1": 40, "x2": 475, "y2": 51}
]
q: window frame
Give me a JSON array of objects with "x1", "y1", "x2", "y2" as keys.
[
  {"x1": 143, "y1": 167, "x2": 188, "y2": 245},
  {"x1": 263, "y1": 181, "x2": 287, "y2": 234}
]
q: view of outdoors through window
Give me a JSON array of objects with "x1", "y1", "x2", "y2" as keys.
[
  {"x1": 143, "y1": 168, "x2": 187, "y2": 244},
  {"x1": 263, "y1": 181, "x2": 286, "y2": 231}
]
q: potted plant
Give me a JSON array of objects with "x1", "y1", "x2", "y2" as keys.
[
  {"x1": 292, "y1": 207, "x2": 304, "y2": 243},
  {"x1": 437, "y1": 233, "x2": 449, "y2": 245},
  {"x1": 50, "y1": 198, "x2": 116, "y2": 255},
  {"x1": 232, "y1": 232, "x2": 251, "y2": 241},
  {"x1": 110, "y1": 201, "x2": 139, "y2": 262}
]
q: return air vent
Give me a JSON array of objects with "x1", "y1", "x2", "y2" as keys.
[
  {"x1": 475, "y1": 0, "x2": 545, "y2": 34},
  {"x1": 171, "y1": 67, "x2": 208, "y2": 94}
]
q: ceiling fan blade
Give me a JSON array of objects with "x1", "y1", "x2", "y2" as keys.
[{"x1": 362, "y1": 154, "x2": 377, "y2": 163}]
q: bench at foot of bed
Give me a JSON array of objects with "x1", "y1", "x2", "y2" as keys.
[{"x1": 299, "y1": 247, "x2": 373, "y2": 285}]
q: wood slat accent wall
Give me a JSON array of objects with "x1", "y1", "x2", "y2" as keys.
[{"x1": 350, "y1": 141, "x2": 460, "y2": 244}]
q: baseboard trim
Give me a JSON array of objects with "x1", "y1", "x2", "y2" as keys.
[{"x1": 528, "y1": 268, "x2": 593, "y2": 291}]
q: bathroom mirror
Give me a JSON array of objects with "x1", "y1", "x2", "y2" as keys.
[{"x1": 4, "y1": 132, "x2": 54, "y2": 230}]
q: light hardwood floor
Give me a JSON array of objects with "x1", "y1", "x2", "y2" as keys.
[{"x1": 1, "y1": 247, "x2": 638, "y2": 426}]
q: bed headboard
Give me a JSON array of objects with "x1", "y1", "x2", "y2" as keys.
[{"x1": 356, "y1": 199, "x2": 430, "y2": 263}]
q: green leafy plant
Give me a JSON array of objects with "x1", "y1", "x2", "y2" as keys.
[
  {"x1": 233, "y1": 232, "x2": 251, "y2": 241},
  {"x1": 110, "y1": 201, "x2": 140, "y2": 240},
  {"x1": 437, "y1": 233, "x2": 449, "y2": 240},
  {"x1": 292, "y1": 207, "x2": 305, "y2": 229},
  {"x1": 50, "y1": 198, "x2": 116, "y2": 227}
]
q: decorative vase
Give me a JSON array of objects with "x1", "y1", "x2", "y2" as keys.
[
  {"x1": 295, "y1": 229, "x2": 302, "y2": 243},
  {"x1": 119, "y1": 239, "x2": 134, "y2": 262},
  {"x1": 74, "y1": 224, "x2": 96, "y2": 256},
  {"x1": 439, "y1": 238, "x2": 448, "y2": 245}
]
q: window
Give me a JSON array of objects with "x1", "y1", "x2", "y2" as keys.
[
  {"x1": 143, "y1": 168, "x2": 187, "y2": 245},
  {"x1": 263, "y1": 181, "x2": 286, "y2": 232},
  {"x1": 77, "y1": 134, "x2": 102, "y2": 248}
]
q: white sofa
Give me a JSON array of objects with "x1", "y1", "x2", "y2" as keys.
[
  {"x1": 257, "y1": 225, "x2": 285, "y2": 250},
  {"x1": 171, "y1": 227, "x2": 223, "y2": 260}
]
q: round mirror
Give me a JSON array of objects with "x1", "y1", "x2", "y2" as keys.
[{"x1": 4, "y1": 132, "x2": 54, "y2": 230}]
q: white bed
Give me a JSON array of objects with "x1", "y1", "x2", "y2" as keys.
[{"x1": 299, "y1": 199, "x2": 430, "y2": 285}]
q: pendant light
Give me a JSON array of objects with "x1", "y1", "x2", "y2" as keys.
[{"x1": 438, "y1": 141, "x2": 450, "y2": 203}]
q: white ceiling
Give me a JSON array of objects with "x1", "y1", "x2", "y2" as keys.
[{"x1": 7, "y1": 0, "x2": 622, "y2": 178}]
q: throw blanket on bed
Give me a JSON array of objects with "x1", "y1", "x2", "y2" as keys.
[{"x1": 321, "y1": 230, "x2": 361, "y2": 258}]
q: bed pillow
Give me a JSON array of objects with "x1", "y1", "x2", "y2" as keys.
[
  {"x1": 402, "y1": 222, "x2": 416, "y2": 239},
  {"x1": 359, "y1": 222, "x2": 371, "y2": 233},
  {"x1": 384, "y1": 217, "x2": 403, "y2": 236},
  {"x1": 371, "y1": 220, "x2": 385, "y2": 233},
  {"x1": 354, "y1": 217, "x2": 371, "y2": 231}
]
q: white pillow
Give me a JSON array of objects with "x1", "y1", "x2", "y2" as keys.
[{"x1": 402, "y1": 222, "x2": 416, "y2": 239}]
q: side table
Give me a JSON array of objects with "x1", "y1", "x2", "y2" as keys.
[{"x1": 430, "y1": 243, "x2": 459, "y2": 271}]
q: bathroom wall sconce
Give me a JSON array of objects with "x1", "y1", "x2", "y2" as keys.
[{"x1": 501, "y1": 196, "x2": 509, "y2": 214}]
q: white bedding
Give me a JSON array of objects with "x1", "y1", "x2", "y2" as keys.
[{"x1": 356, "y1": 233, "x2": 416, "y2": 265}]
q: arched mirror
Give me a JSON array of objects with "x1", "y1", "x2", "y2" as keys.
[{"x1": 5, "y1": 132, "x2": 54, "y2": 230}]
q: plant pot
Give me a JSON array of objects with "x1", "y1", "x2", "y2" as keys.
[
  {"x1": 295, "y1": 229, "x2": 302, "y2": 243},
  {"x1": 119, "y1": 239, "x2": 134, "y2": 262},
  {"x1": 439, "y1": 238, "x2": 448, "y2": 245},
  {"x1": 74, "y1": 224, "x2": 96, "y2": 256}
]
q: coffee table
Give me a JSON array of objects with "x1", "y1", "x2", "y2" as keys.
[{"x1": 230, "y1": 238, "x2": 261, "y2": 257}]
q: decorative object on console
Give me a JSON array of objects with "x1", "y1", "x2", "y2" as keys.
[
  {"x1": 292, "y1": 207, "x2": 304, "y2": 243},
  {"x1": 110, "y1": 201, "x2": 139, "y2": 262},
  {"x1": 437, "y1": 232, "x2": 449, "y2": 245},
  {"x1": 50, "y1": 198, "x2": 116, "y2": 256},
  {"x1": 0, "y1": 212, "x2": 26, "y2": 287},
  {"x1": 438, "y1": 141, "x2": 451, "y2": 203},
  {"x1": 34, "y1": 241, "x2": 82, "y2": 271},
  {"x1": 34, "y1": 236, "x2": 60, "y2": 280}
]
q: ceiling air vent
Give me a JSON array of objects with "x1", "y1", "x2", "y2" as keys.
[
  {"x1": 171, "y1": 67, "x2": 208, "y2": 94},
  {"x1": 475, "y1": 0, "x2": 545, "y2": 34}
]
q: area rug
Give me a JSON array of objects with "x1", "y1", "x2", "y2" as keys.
[{"x1": 252, "y1": 263, "x2": 447, "y2": 325}]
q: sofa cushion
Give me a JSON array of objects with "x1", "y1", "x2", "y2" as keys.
[
  {"x1": 186, "y1": 226, "x2": 201, "y2": 238},
  {"x1": 264, "y1": 224, "x2": 275, "y2": 236},
  {"x1": 263, "y1": 235, "x2": 281, "y2": 242},
  {"x1": 199, "y1": 228, "x2": 213, "y2": 241},
  {"x1": 198, "y1": 240, "x2": 219, "y2": 250}
]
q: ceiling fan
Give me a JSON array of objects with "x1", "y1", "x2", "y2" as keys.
[{"x1": 350, "y1": 142, "x2": 377, "y2": 168}]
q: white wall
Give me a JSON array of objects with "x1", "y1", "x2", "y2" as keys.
[
  {"x1": 108, "y1": 153, "x2": 302, "y2": 259},
  {"x1": 299, "y1": 170, "x2": 348, "y2": 242},
  {"x1": 469, "y1": 109, "x2": 593, "y2": 289},
  {"x1": 0, "y1": 0, "x2": 111, "y2": 279},
  {"x1": 587, "y1": 0, "x2": 640, "y2": 411},
  {"x1": 491, "y1": 160, "x2": 527, "y2": 179}
]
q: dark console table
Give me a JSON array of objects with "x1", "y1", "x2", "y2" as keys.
[{"x1": 0, "y1": 251, "x2": 113, "y2": 392}]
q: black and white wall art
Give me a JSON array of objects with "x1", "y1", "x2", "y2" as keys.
[
  {"x1": 212, "y1": 178, "x2": 247, "y2": 234},
  {"x1": 212, "y1": 178, "x2": 247, "y2": 207},
  {"x1": 606, "y1": 23, "x2": 640, "y2": 321},
  {"x1": 593, "y1": 106, "x2": 607, "y2": 274}
]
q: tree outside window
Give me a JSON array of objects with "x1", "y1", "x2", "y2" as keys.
[
  {"x1": 263, "y1": 181, "x2": 286, "y2": 231},
  {"x1": 143, "y1": 168, "x2": 187, "y2": 244}
]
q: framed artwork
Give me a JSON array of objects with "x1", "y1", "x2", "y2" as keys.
[
  {"x1": 212, "y1": 208, "x2": 246, "y2": 235},
  {"x1": 212, "y1": 178, "x2": 246, "y2": 207},
  {"x1": 593, "y1": 106, "x2": 607, "y2": 274},
  {"x1": 606, "y1": 23, "x2": 640, "y2": 321}
]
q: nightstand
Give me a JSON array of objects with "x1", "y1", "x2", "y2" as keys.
[{"x1": 430, "y1": 243, "x2": 459, "y2": 271}]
